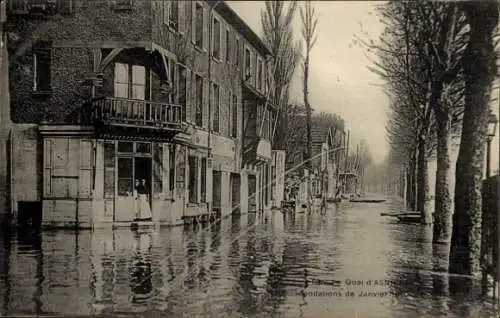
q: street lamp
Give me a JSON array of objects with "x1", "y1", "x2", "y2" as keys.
[{"x1": 486, "y1": 112, "x2": 498, "y2": 178}]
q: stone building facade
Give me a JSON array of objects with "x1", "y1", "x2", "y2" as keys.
[{"x1": 5, "y1": 0, "x2": 281, "y2": 229}]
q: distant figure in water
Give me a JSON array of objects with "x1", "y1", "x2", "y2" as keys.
[{"x1": 135, "y1": 179, "x2": 152, "y2": 221}]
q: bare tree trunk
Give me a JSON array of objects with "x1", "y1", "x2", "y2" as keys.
[
  {"x1": 449, "y1": 1, "x2": 498, "y2": 277},
  {"x1": 417, "y1": 137, "x2": 432, "y2": 224},
  {"x1": 305, "y1": 57, "x2": 312, "y2": 171},
  {"x1": 433, "y1": 108, "x2": 453, "y2": 243}
]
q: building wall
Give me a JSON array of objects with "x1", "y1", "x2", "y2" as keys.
[
  {"x1": 10, "y1": 124, "x2": 41, "y2": 223},
  {"x1": 0, "y1": 4, "x2": 11, "y2": 219},
  {"x1": 7, "y1": 0, "x2": 152, "y2": 124}
]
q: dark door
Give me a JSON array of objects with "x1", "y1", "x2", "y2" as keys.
[
  {"x1": 212, "y1": 170, "x2": 222, "y2": 214},
  {"x1": 248, "y1": 174, "x2": 256, "y2": 212},
  {"x1": 230, "y1": 173, "x2": 241, "y2": 215}
]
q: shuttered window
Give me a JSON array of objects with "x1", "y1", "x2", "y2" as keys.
[{"x1": 33, "y1": 44, "x2": 52, "y2": 92}]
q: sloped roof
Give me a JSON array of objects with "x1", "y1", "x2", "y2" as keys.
[
  {"x1": 209, "y1": 1, "x2": 272, "y2": 57},
  {"x1": 311, "y1": 128, "x2": 331, "y2": 146}
]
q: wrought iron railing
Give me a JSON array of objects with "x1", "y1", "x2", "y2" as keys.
[{"x1": 91, "y1": 97, "x2": 184, "y2": 129}]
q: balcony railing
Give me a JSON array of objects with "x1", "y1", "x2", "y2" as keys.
[{"x1": 92, "y1": 97, "x2": 184, "y2": 130}]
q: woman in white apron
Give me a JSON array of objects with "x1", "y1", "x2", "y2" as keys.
[{"x1": 135, "y1": 179, "x2": 152, "y2": 221}]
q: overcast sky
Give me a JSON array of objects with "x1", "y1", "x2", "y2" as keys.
[
  {"x1": 228, "y1": 1, "x2": 390, "y2": 164},
  {"x1": 228, "y1": 1, "x2": 500, "y2": 171}
]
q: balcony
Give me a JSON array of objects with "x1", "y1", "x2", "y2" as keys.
[{"x1": 90, "y1": 97, "x2": 187, "y2": 137}]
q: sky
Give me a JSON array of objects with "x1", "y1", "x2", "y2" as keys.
[
  {"x1": 227, "y1": 1, "x2": 500, "y2": 171},
  {"x1": 227, "y1": 1, "x2": 390, "y2": 164}
]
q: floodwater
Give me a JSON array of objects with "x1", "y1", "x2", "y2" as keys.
[{"x1": 0, "y1": 199, "x2": 497, "y2": 317}]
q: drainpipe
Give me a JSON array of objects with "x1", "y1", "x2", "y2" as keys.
[{"x1": 207, "y1": 1, "x2": 221, "y2": 211}]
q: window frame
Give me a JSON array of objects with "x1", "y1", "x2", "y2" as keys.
[
  {"x1": 194, "y1": 73, "x2": 203, "y2": 127},
  {"x1": 32, "y1": 44, "x2": 52, "y2": 94},
  {"x1": 193, "y1": 1, "x2": 205, "y2": 49},
  {"x1": 234, "y1": 36, "x2": 240, "y2": 68},
  {"x1": 212, "y1": 15, "x2": 222, "y2": 61},
  {"x1": 212, "y1": 82, "x2": 220, "y2": 133},
  {"x1": 225, "y1": 28, "x2": 231, "y2": 63},
  {"x1": 244, "y1": 46, "x2": 251, "y2": 80}
]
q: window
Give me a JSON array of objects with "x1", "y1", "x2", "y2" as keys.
[
  {"x1": 212, "y1": 17, "x2": 221, "y2": 60},
  {"x1": 195, "y1": 74, "x2": 203, "y2": 127},
  {"x1": 261, "y1": 60, "x2": 266, "y2": 92},
  {"x1": 235, "y1": 37, "x2": 240, "y2": 67},
  {"x1": 231, "y1": 93, "x2": 237, "y2": 138},
  {"x1": 118, "y1": 141, "x2": 133, "y2": 153},
  {"x1": 33, "y1": 44, "x2": 52, "y2": 92},
  {"x1": 225, "y1": 29, "x2": 231, "y2": 63},
  {"x1": 194, "y1": 2, "x2": 204, "y2": 48},
  {"x1": 256, "y1": 59, "x2": 262, "y2": 91},
  {"x1": 212, "y1": 83, "x2": 220, "y2": 132},
  {"x1": 201, "y1": 158, "x2": 207, "y2": 202},
  {"x1": 114, "y1": 63, "x2": 146, "y2": 100},
  {"x1": 177, "y1": 64, "x2": 187, "y2": 121},
  {"x1": 169, "y1": 1, "x2": 179, "y2": 30},
  {"x1": 176, "y1": 146, "x2": 185, "y2": 191},
  {"x1": 188, "y1": 156, "x2": 198, "y2": 203},
  {"x1": 118, "y1": 157, "x2": 133, "y2": 196},
  {"x1": 244, "y1": 48, "x2": 251, "y2": 79},
  {"x1": 169, "y1": 145, "x2": 175, "y2": 196}
]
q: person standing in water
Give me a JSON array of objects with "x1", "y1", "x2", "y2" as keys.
[{"x1": 135, "y1": 179, "x2": 152, "y2": 221}]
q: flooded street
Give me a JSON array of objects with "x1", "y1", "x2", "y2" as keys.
[{"x1": 0, "y1": 200, "x2": 497, "y2": 317}]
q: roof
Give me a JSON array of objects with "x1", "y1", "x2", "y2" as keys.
[
  {"x1": 208, "y1": 1, "x2": 272, "y2": 57},
  {"x1": 311, "y1": 128, "x2": 331, "y2": 146}
]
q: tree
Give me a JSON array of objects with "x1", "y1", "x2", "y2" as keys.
[
  {"x1": 261, "y1": 1, "x2": 301, "y2": 149},
  {"x1": 449, "y1": 1, "x2": 499, "y2": 277},
  {"x1": 300, "y1": 0, "x2": 318, "y2": 171}
]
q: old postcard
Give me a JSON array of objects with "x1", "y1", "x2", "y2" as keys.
[{"x1": 0, "y1": 0, "x2": 499, "y2": 317}]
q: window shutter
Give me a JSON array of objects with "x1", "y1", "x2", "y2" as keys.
[
  {"x1": 79, "y1": 140, "x2": 93, "y2": 198},
  {"x1": 43, "y1": 139, "x2": 52, "y2": 197}
]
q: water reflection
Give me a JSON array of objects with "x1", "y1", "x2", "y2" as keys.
[
  {"x1": 130, "y1": 231, "x2": 153, "y2": 302},
  {"x1": 0, "y1": 202, "x2": 497, "y2": 317}
]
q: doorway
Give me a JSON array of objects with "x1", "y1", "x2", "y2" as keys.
[
  {"x1": 248, "y1": 174, "x2": 256, "y2": 212},
  {"x1": 230, "y1": 173, "x2": 241, "y2": 215},
  {"x1": 134, "y1": 157, "x2": 152, "y2": 206},
  {"x1": 212, "y1": 170, "x2": 222, "y2": 214}
]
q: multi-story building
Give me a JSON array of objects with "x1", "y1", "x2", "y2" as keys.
[
  {"x1": 5, "y1": 0, "x2": 278, "y2": 229},
  {"x1": 0, "y1": 0, "x2": 9, "y2": 226}
]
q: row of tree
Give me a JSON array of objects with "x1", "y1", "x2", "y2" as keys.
[
  {"x1": 367, "y1": 1, "x2": 498, "y2": 276},
  {"x1": 261, "y1": 1, "x2": 373, "y2": 183}
]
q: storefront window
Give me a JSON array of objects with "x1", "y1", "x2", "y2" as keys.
[{"x1": 118, "y1": 157, "x2": 133, "y2": 196}]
